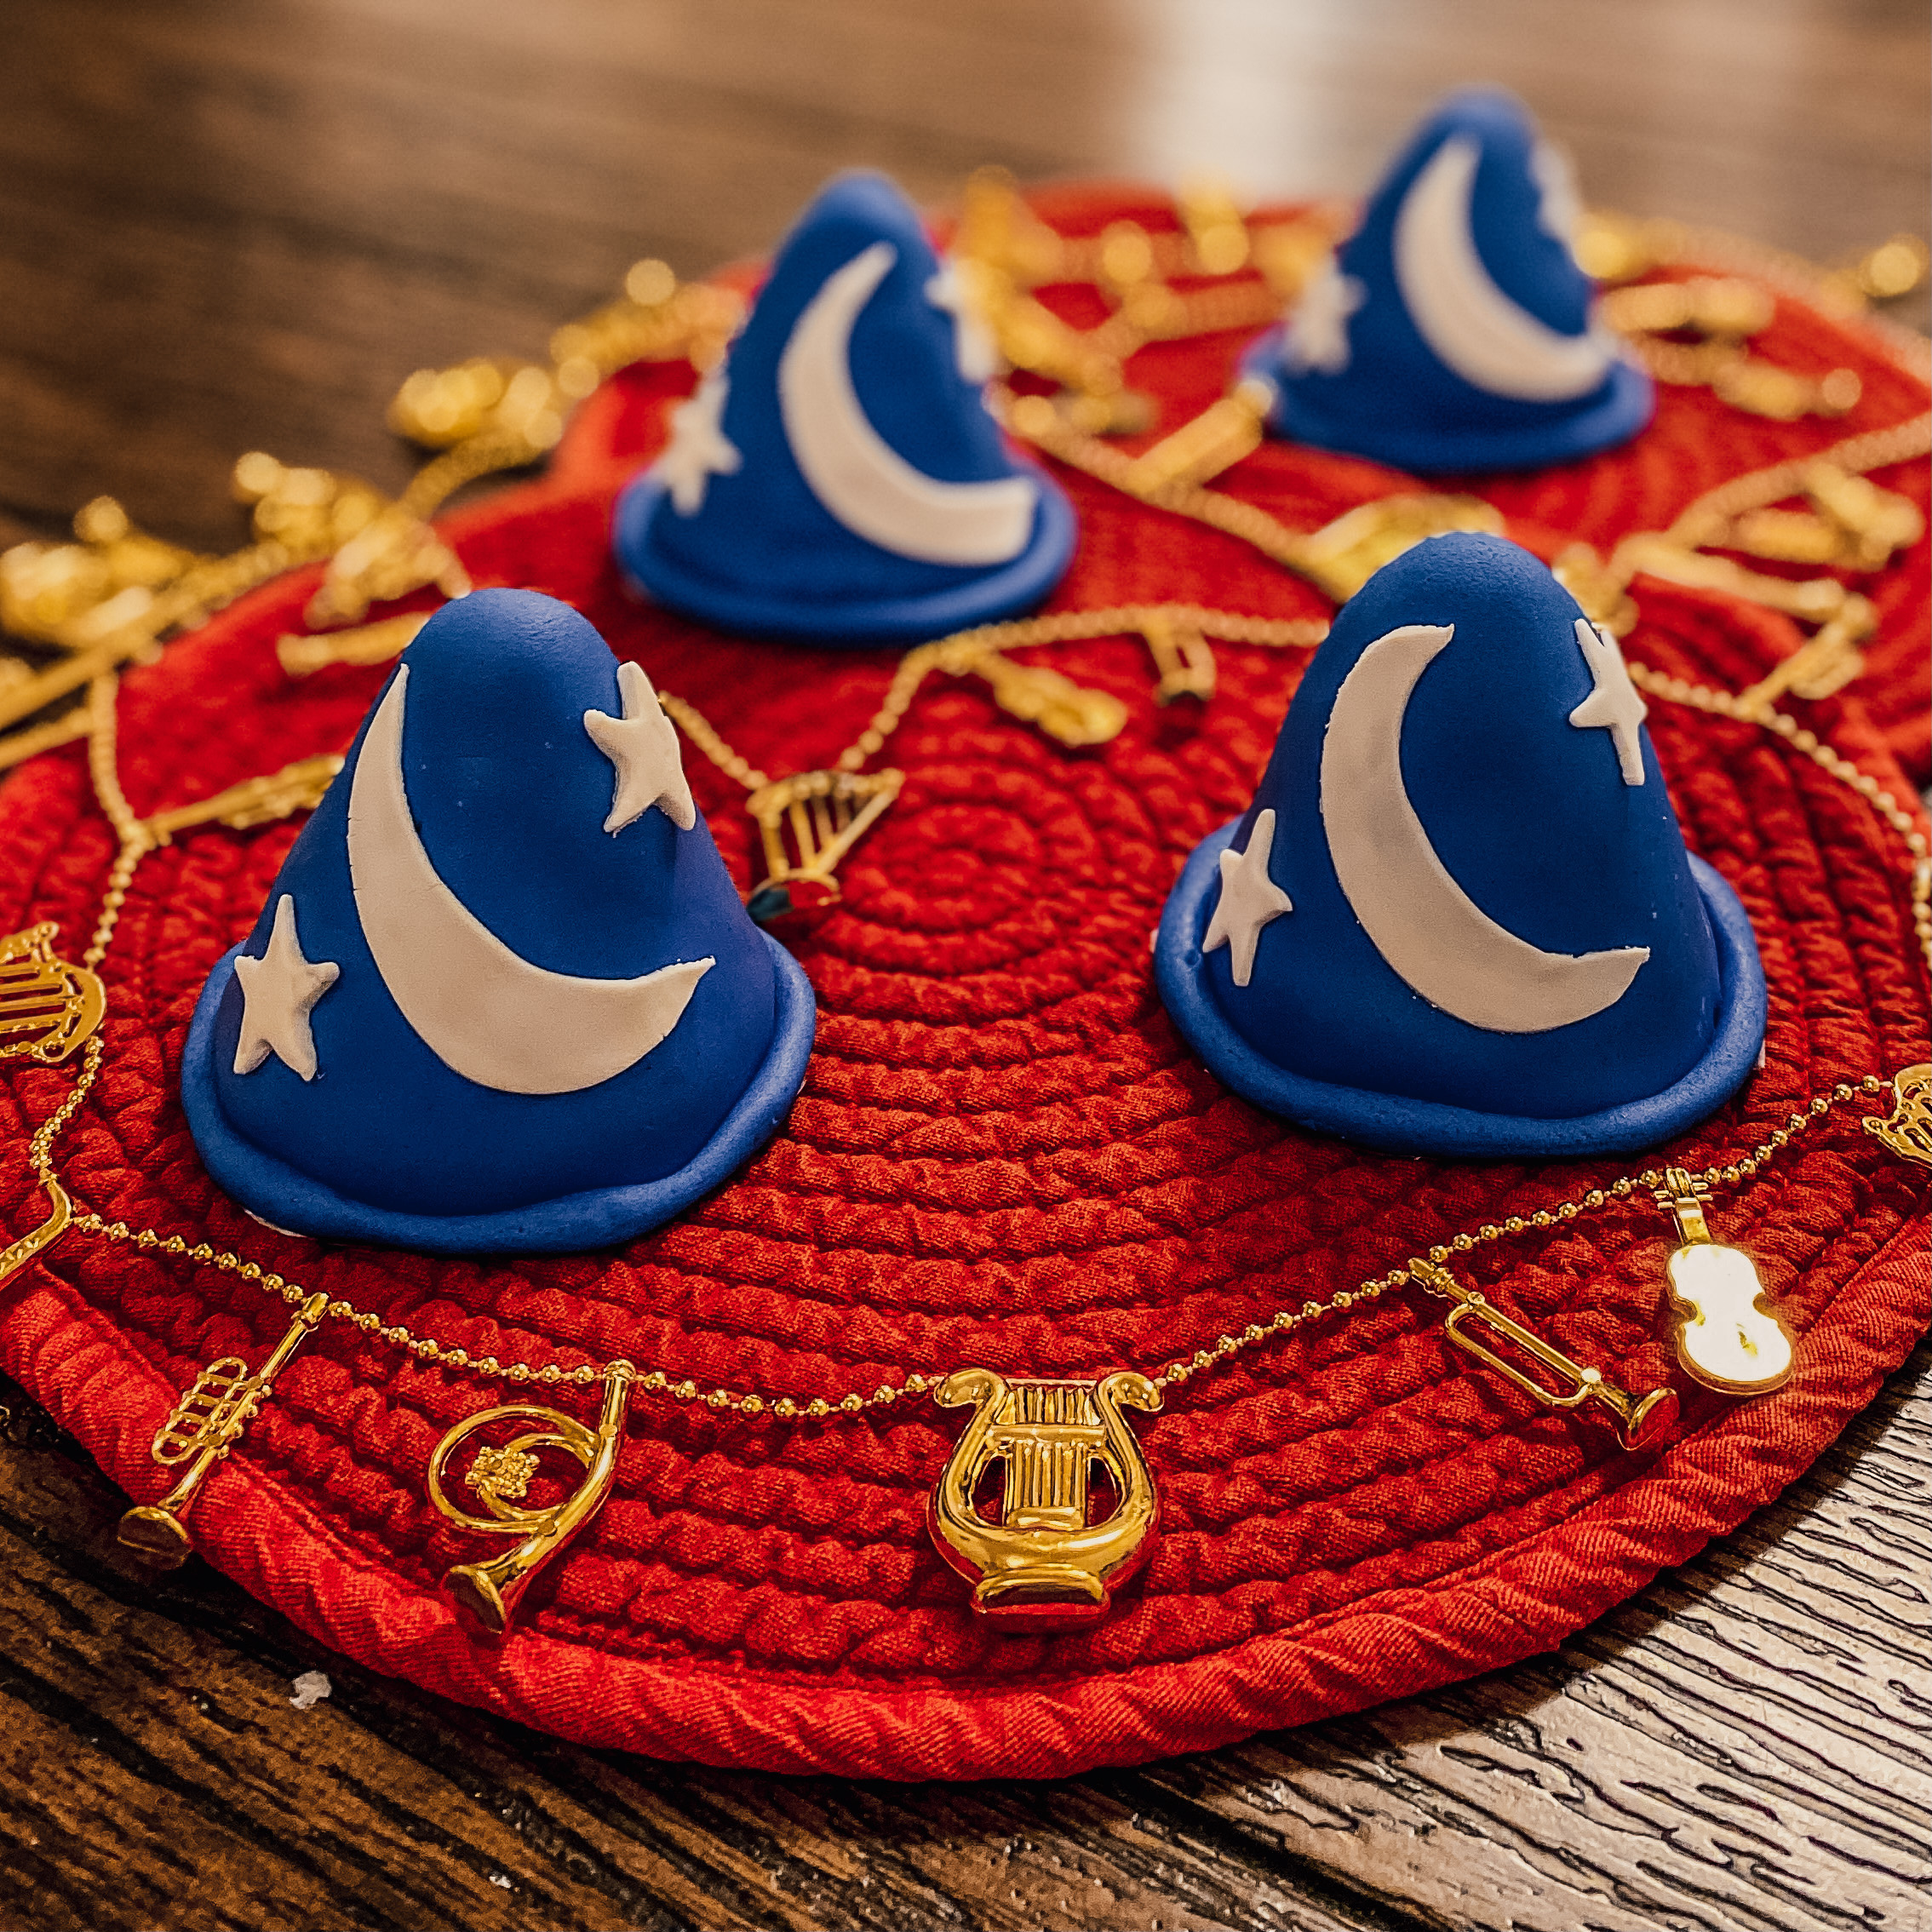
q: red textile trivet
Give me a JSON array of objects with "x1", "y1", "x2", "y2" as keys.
[{"x1": 0, "y1": 186, "x2": 1926, "y2": 1780}]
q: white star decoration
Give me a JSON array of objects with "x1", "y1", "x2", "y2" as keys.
[
  {"x1": 652, "y1": 370, "x2": 742, "y2": 514},
  {"x1": 1285, "y1": 258, "x2": 1366, "y2": 376},
  {"x1": 232, "y1": 895, "x2": 339, "y2": 1082},
  {"x1": 925, "y1": 259, "x2": 1000, "y2": 384},
  {"x1": 584, "y1": 659, "x2": 697, "y2": 834},
  {"x1": 1202, "y1": 809, "x2": 1294, "y2": 988},
  {"x1": 1567, "y1": 617, "x2": 1648, "y2": 786}
]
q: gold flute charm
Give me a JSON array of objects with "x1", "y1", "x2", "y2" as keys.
[
  {"x1": 1865, "y1": 1063, "x2": 1932, "y2": 1167},
  {"x1": 118, "y1": 1292, "x2": 329, "y2": 1566},
  {"x1": 1655, "y1": 1169, "x2": 1795, "y2": 1396},
  {"x1": 1410, "y1": 1258, "x2": 1678, "y2": 1450},
  {"x1": 427, "y1": 1362, "x2": 635, "y2": 1639},
  {"x1": 929, "y1": 1368, "x2": 1161, "y2": 1629}
]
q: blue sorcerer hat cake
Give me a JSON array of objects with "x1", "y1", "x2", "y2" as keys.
[
  {"x1": 1244, "y1": 88, "x2": 1653, "y2": 473},
  {"x1": 1155, "y1": 533, "x2": 1765, "y2": 1158},
  {"x1": 181, "y1": 589, "x2": 816, "y2": 1253},
  {"x1": 612, "y1": 170, "x2": 1076, "y2": 645}
]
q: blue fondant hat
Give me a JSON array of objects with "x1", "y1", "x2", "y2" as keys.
[
  {"x1": 1244, "y1": 89, "x2": 1653, "y2": 473},
  {"x1": 1155, "y1": 534, "x2": 1764, "y2": 1158},
  {"x1": 612, "y1": 170, "x2": 1076, "y2": 645},
  {"x1": 181, "y1": 589, "x2": 815, "y2": 1253}
]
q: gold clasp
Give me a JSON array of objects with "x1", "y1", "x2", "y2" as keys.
[
  {"x1": 427, "y1": 1363, "x2": 635, "y2": 1638},
  {"x1": 1408, "y1": 1258, "x2": 1677, "y2": 1451},
  {"x1": 118, "y1": 1292, "x2": 330, "y2": 1566}
]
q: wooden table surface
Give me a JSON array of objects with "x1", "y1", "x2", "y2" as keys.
[{"x1": 1, "y1": 3, "x2": 1927, "y2": 1928}]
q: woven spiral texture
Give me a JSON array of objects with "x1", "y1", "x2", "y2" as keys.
[{"x1": 0, "y1": 186, "x2": 1926, "y2": 1780}]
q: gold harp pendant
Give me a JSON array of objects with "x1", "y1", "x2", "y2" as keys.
[
  {"x1": 743, "y1": 769, "x2": 903, "y2": 924},
  {"x1": 1866, "y1": 1063, "x2": 1932, "y2": 1167},
  {"x1": 118, "y1": 1292, "x2": 329, "y2": 1566},
  {"x1": 1410, "y1": 1258, "x2": 1679, "y2": 1449},
  {"x1": 929, "y1": 1368, "x2": 1161, "y2": 1630},
  {"x1": 0, "y1": 926, "x2": 101, "y2": 1287},
  {"x1": 427, "y1": 1362, "x2": 635, "y2": 1639},
  {"x1": 0, "y1": 923, "x2": 105, "y2": 1065}
]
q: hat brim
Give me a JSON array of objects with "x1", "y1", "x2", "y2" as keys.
[
  {"x1": 1241, "y1": 328, "x2": 1654, "y2": 475},
  {"x1": 611, "y1": 464, "x2": 1079, "y2": 645},
  {"x1": 1155, "y1": 819, "x2": 1767, "y2": 1159},
  {"x1": 180, "y1": 931, "x2": 817, "y2": 1255}
]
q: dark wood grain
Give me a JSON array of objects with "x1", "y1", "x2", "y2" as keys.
[
  {"x1": 0, "y1": 3, "x2": 1927, "y2": 1928},
  {"x1": 1, "y1": 0, "x2": 1925, "y2": 552}
]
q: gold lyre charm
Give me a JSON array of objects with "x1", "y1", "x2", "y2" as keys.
[
  {"x1": 427, "y1": 1362, "x2": 635, "y2": 1638},
  {"x1": 929, "y1": 1368, "x2": 1161, "y2": 1630},
  {"x1": 1865, "y1": 1063, "x2": 1932, "y2": 1167},
  {"x1": 743, "y1": 769, "x2": 903, "y2": 923},
  {"x1": 1654, "y1": 1168, "x2": 1795, "y2": 1396},
  {"x1": 0, "y1": 924, "x2": 105, "y2": 1065},
  {"x1": 1409, "y1": 1258, "x2": 1678, "y2": 1450},
  {"x1": 118, "y1": 1292, "x2": 329, "y2": 1566}
]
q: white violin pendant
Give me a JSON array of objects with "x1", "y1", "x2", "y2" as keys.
[{"x1": 1656, "y1": 1167, "x2": 1795, "y2": 1396}]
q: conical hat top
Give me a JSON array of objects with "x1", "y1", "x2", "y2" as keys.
[
  {"x1": 1156, "y1": 533, "x2": 1764, "y2": 1155},
  {"x1": 1247, "y1": 88, "x2": 1653, "y2": 473},
  {"x1": 614, "y1": 170, "x2": 1075, "y2": 643},
  {"x1": 181, "y1": 588, "x2": 815, "y2": 1252}
]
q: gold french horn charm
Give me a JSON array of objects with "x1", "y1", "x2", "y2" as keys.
[
  {"x1": 427, "y1": 1362, "x2": 635, "y2": 1639},
  {"x1": 928, "y1": 1368, "x2": 1161, "y2": 1630}
]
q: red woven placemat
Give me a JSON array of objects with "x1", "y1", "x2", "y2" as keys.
[{"x1": 0, "y1": 187, "x2": 1925, "y2": 1780}]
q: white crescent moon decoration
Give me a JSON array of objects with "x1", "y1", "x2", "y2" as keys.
[
  {"x1": 347, "y1": 666, "x2": 714, "y2": 1096},
  {"x1": 1321, "y1": 623, "x2": 1648, "y2": 1035},
  {"x1": 1393, "y1": 135, "x2": 1614, "y2": 402},
  {"x1": 777, "y1": 240, "x2": 1036, "y2": 566}
]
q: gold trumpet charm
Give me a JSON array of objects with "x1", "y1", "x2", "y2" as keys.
[
  {"x1": 929, "y1": 1368, "x2": 1161, "y2": 1630},
  {"x1": 1654, "y1": 1169, "x2": 1795, "y2": 1396},
  {"x1": 118, "y1": 1292, "x2": 329, "y2": 1566},
  {"x1": 427, "y1": 1362, "x2": 635, "y2": 1638},
  {"x1": 1409, "y1": 1258, "x2": 1678, "y2": 1450}
]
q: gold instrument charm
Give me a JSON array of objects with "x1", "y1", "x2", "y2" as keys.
[
  {"x1": 743, "y1": 768, "x2": 903, "y2": 923},
  {"x1": 1654, "y1": 1168, "x2": 1795, "y2": 1396},
  {"x1": 929, "y1": 1368, "x2": 1161, "y2": 1630},
  {"x1": 0, "y1": 1178, "x2": 72, "y2": 1288},
  {"x1": 427, "y1": 1362, "x2": 635, "y2": 1639},
  {"x1": 0, "y1": 925, "x2": 105, "y2": 1065},
  {"x1": 1865, "y1": 1063, "x2": 1932, "y2": 1167},
  {"x1": 118, "y1": 1292, "x2": 329, "y2": 1566},
  {"x1": 1409, "y1": 1258, "x2": 1678, "y2": 1450}
]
